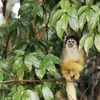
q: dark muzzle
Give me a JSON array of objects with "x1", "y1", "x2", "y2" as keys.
[{"x1": 68, "y1": 43, "x2": 73, "y2": 48}]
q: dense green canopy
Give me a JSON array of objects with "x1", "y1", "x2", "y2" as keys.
[{"x1": 0, "y1": 0, "x2": 100, "y2": 100}]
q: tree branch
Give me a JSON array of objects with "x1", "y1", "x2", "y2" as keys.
[
  {"x1": 0, "y1": 78, "x2": 100, "y2": 85},
  {"x1": 80, "y1": 84, "x2": 90, "y2": 100},
  {"x1": 80, "y1": 68, "x2": 100, "y2": 78},
  {"x1": 2, "y1": 0, "x2": 12, "y2": 59}
]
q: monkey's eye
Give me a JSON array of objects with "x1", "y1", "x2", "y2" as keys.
[
  {"x1": 68, "y1": 40, "x2": 71, "y2": 43},
  {"x1": 72, "y1": 41, "x2": 76, "y2": 44},
  {"x1": 72, "y1": 41, "x2": 75, "y2": 43}
]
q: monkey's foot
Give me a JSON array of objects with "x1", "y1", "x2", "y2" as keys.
[
  {"x1": 69, "y1": 71, "x2": 74, "y2": 77},
  {"x1": 74, "y1": 74, "x2": 80, "y2": 80},
  {"x1": 63, "y1": 75, "x2": 71, "y2": 80}
]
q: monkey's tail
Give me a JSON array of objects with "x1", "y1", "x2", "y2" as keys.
[{"x1": 66, "y1": 80, "x2": 77, "y2": 100}]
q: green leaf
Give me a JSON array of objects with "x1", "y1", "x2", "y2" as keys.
[
  {"x1": 42, "y1": 85, "x2": 54, "y2": 100},
  {"x1": 97, "y1": 66, "x2": 100, "y2": 69},
  {"x1": 18, "y1": 24, "x2": 25, "y2": 34},
  {"x1": 13, "y1": 57, "x2": 23, "y2": 71},
  {"x1": 96, "y1": 2, "x2": 100, "y2": 7},
  {"x1": 44, "y1": 81, "x2": 56, "y2": 94},
  {"x1": 35, "y1": 85, "x2": 42, "y2": 95},
  {"x1": 13, "y1": 85, "x2": 24, "y2": 98},
  {"x1": 44, "y1": 82, "x2": 55, "y2": 91},
  {"x1": 51, "y1": 10, "x2": 64, "y2": 26},
  {"x1": 13, "y1": 50, "x2": 25, "y2": 56},
  {"x1": 41, "y1": 57, "x2": 57, "y2": 79},
  {"x1": 68, "y1": 16, "x2": 79, "y2": 32},
  {"x1": 18, "y1": 3, "x2": 33, "y2": 15},
  {"x1": 84, "y1": 35, "x2": 93, "y2": 55},
  {"x1": 79, "y1": 11, "x2": 87, "y2": 31},
  {"x1": 45, "y1": 54, "x2": 62, "y2": 64},
  {"x1": 79, "y1": 33, "x2": 89, "y2": 52},
  {"x1": 0, "y1": 59, "x2": 8, "y2": 70},
  {"x1": 13, "y1": 91, "x2": 22, "y2": 100},
  {"x1": 18, "y1": 85, "x2": 24, "y2": 92},
  {"x1": 24, "y1": 55, "x2": 34, "y2": 72},
  {"x1": 61, "y1": 14, "x2": 68, "y2": 33},
  {"x1": 17, "y1": 66, "x2": 24, "y2": 80},
  {"x1": 20, "y1": 18, "x2": 31, "y2": 27},
  {"x1": 24, "y1": 53, "x2": 40, "y2": 72},
  {"x1": 10, "y1": 86, "x2": 16, "y2": 92},
  {"x1": 8, "y1": 19, "x2": 18, "y2": 33},
  {"x1": 0, "y1": 69, "x2": 3, "y2": 85},
  {"x1": 56, "y1": 19, "x2": 64, "y2": 39},
  {"x1": 60, "y1": 0, "x2": 70, "y2": 10},
  {"x1": 91, "y1": 5, "x2": 99, "y2": 13},
  {"x1": 89, "y1": 13, "x2": 99, "y2": 29},
  {"x1": 47, "y1": 61, "x2": 56, "y2": 77},
  {"x1": 71, "y1": 0, "x2": 79, "y2": 7},
  {"x1": 41, "y1": 59, "x2": 50, "y2": 69},
  {"x1": 41, "y1": 57, "x2": 57, "y2": 77},
  {"x1": 22, "y1": 96, "x2": 31, "y2": 100},
  {"x1": 33, "y1": 4, "x2": 43, "y2": 18},
  {"x1": 86, "y1": 0, "x2": 93, "y2": 6},
  {"x1": 55, "y1": 70, "x2": 62, "y2": 78},
  {"x1": 95, "y1": 34, "x2": 100, "y2": 52},
  {"x1": 34, "y1": 16, "x2": 44, "y2": 30},
  {"x1": 98, "y1": 20, "x2": 100, "y2": 34},
  {"x1": 67, "y1": 7, "x2": 78, "y2": 19},
  {"x1": 26, "y1": 90, "x2": 39, "y2": 100},
  {"x1": 50, "y1": 2, "x2": 60, "y2": 22},
  {"x1": 35, "y1": 68, "x2": 46, "y2": 80},
  {"x1": 35, "y1": 44, "x2": 46, "y2": 57},
  {"x1": 78, "y1": 5, "x2": 88, "y2": 15},
  {"x1": 86, "y1": 9, "x2": 93, "y2": 29},
  {"x1": 22, "y1": 0, "x2": 36, "y2": 4}
]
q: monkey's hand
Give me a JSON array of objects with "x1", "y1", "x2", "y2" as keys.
[
  {"x1": 66, "y1": 61, "x2": 83, "y2": 73},
  {"x1": 61, "y1": 69, "x2": 71, "y2": 80},
  {"x1": 61, "y1": 61, "x2": 83, "y2": 80},
  {"x1": 62, "y1": 69, "x2": 80, "y2": 80}
]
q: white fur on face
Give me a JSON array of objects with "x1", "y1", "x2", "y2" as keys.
[
  {"x1": 66, "y1": 39, "x2": 78, "y2": 52},
  {"x1": 65, "y1": 39, "x2": 79, "y2": 61}
]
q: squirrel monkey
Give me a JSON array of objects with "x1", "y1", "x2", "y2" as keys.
[{"x1": 60, "y1": 35, "x2": 84, "y2": 100}]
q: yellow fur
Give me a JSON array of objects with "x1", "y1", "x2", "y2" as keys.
[{"x1": 61, "y1": 60, "x2": 84, "y2": 80}]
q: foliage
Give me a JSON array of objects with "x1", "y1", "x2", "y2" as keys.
[{"x1": 0, "y1": 0, "x2": 100, "y2": 100}]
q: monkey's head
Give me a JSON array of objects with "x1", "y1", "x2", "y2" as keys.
[{"x1": 65, "y1": 35, "x2": 79, "y2": 51}]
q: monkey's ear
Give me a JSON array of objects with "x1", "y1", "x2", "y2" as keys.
[
  {"x1": 64, "y1": 35, "x2": 67, "y2": 42},
  {"x1": 63, "y1": 35, "x2": 68, "y2": 48},
  {"x1": 62, "y1": 34, "x2": 68, "y2": 42}
]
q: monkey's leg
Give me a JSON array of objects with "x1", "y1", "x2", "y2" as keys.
[
  {"x1": 69, "y1": 70, "x2": 74, "y2": 78},
  {"x1": 74, "y1": 73, "x2": 80, "y2": 80},
  {"x1": 67, "y1": 62, "x2": 83, "y2": 73},
  {"x1": 61, "y1": 69, "x2": 71, "y2": 80}
]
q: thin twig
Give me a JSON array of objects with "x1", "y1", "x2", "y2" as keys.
[
  {"x1": 46, "y1": 14, "x2": 50, "y2": 40},
  {"x1": 0, "y1": 82, "x2": 21, "y2": 90},
  {"x1": 0, "y1": 70, "x2": 16, "y2": 78},
  {"x1": 80, "y1": 68, "x2": 100, "y2": 78},
  {"x1": 80, "y1": 84, "x2": 90, "y2": 100}
]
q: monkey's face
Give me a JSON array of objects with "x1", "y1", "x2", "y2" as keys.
[{"x1": 66, "y1": 39, "x2": 78, "y2": 50}]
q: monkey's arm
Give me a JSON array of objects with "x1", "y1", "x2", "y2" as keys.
[
  {"x1": 61, "y1": 61, "x2": 84, "y2": 80},
  {"x1": 61, "y1": 61, "x2": 83, "y2": 73}
]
